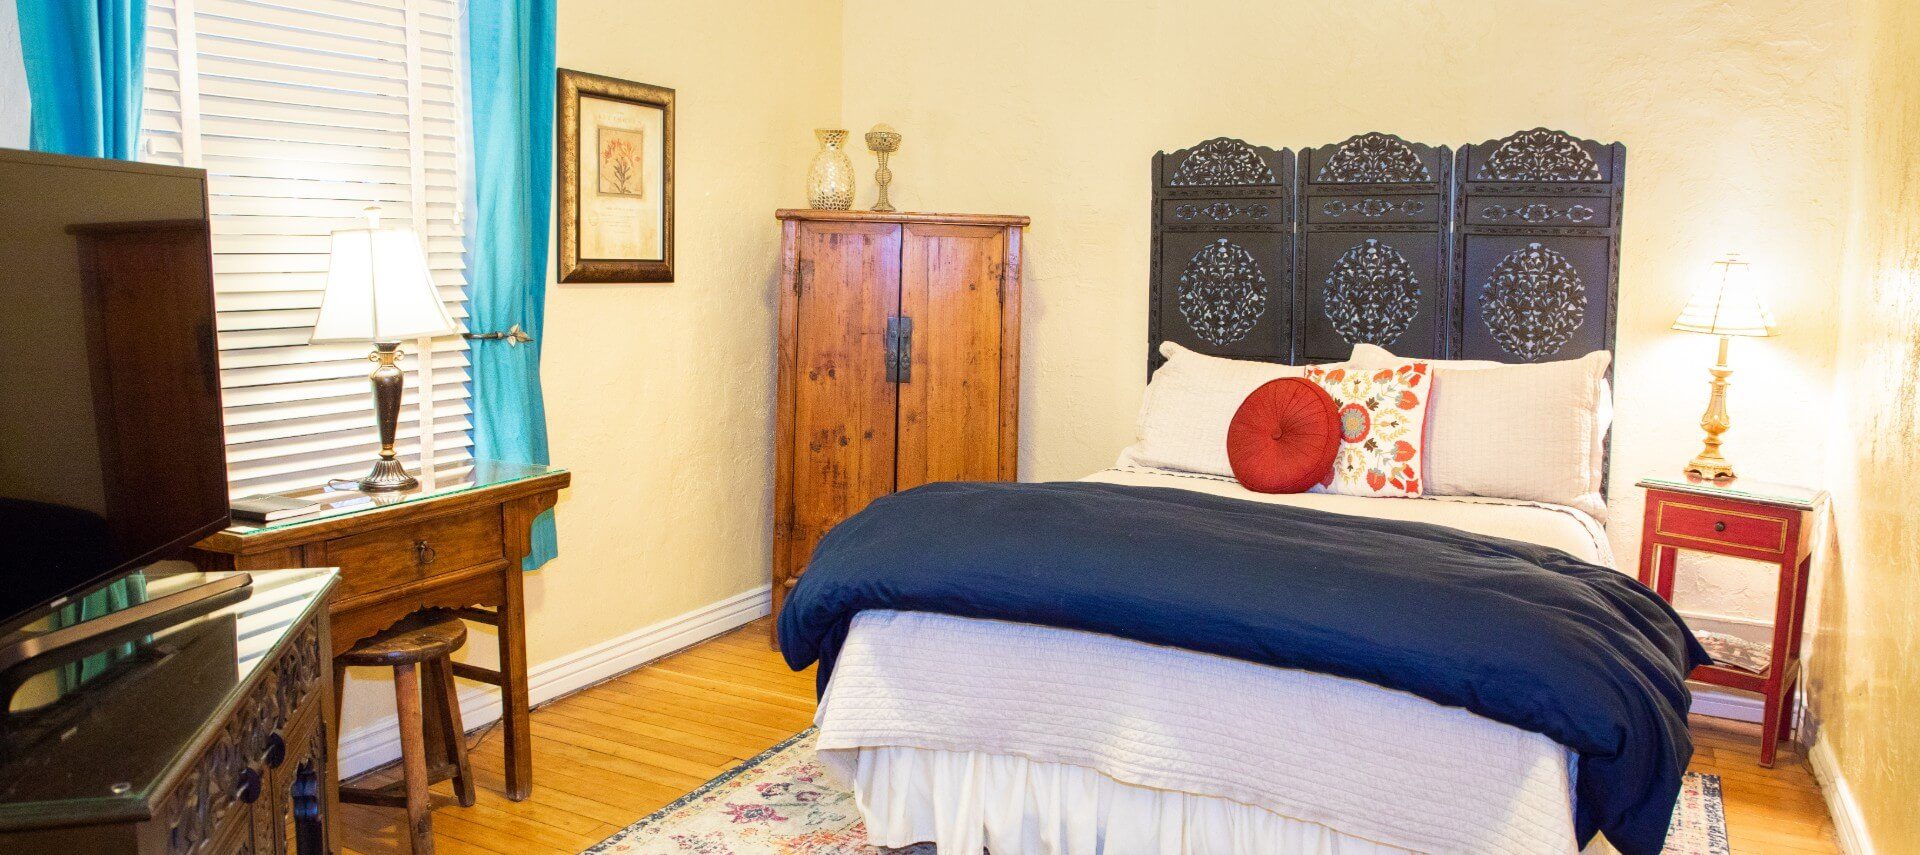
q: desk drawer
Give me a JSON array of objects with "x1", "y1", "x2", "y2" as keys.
[
  {"x1": 1653, "y1": 498, "x2": 1790, "y2": 555},
  {"x1": 329, "y1": 507, "x2": 504, "y2": 600}
]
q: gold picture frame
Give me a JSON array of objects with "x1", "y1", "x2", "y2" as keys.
[{"x1": 558, "y1": 68, "x2": 674, "y2": 283}]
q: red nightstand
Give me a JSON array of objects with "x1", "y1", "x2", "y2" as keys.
[{"x1": 1636, "y1": 475, "x2": 1827, "y2": 767}]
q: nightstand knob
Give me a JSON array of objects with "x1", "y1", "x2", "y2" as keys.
[{"x1": 1714, "y1": 521, "x2": 1727, "y2": 532}]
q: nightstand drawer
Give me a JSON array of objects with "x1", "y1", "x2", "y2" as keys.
[
  {"x1": 328, "y1": 507, "x2": 505, "y2": 600},
  {"x1": 1652, "y1": 499, "x2": 1790, "y2": 555}
]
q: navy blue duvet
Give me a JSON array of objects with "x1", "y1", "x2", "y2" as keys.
[{"x1": 778, "y1": 481, "x2": 1708, "y2": 855}]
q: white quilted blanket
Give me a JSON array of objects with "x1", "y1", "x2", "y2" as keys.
[{"x1": 813, "y1": 467, "x2": 1618, "y2": 855}]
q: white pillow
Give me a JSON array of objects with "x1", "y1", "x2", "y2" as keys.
[
  {"x1": 1349, "y1": 343, "x2": 1612, "y2": 519},
  {"x1": 1350, "y1": 343, "x2": 1502, "y2": 372},
  {"x1": 1124, "y1": 342, "x2": 1320, "y2": 477}
]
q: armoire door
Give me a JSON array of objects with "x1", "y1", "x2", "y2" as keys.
[
  {"x1": 896, "y1": 224, "x2": 1010, "y2": 491},
  {"x1": 784, "y1": 220, "x2": 902, "y2": 585}
]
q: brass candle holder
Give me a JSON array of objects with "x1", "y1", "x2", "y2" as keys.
[{"x1": 865, "y1": 124, "x2": 901, "y2": 213}]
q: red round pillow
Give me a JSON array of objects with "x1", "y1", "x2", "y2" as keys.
[{"x1": 1227, "y1": 377, "x2": 1341, "y2": 494}]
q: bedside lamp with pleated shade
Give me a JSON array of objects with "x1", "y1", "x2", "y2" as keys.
[
  {"x1": 1671, "y1": 254, "x2": 1778, "y2": 480},
  {"x1": 310, "y1": 207, "x2": 457, "y2": 492}
]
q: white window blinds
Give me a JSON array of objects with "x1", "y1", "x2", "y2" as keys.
[{"x1": 140, "y1": 0, "x2": 474, "y2": 498}]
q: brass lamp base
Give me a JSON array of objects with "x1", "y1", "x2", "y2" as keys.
[
  {"x1": 1684, "y1": 455, "x2": 1736, "y2": 482},
  {"x1": 1684, "y1": 335, "x2": 1737, "y2": 481},
  {"x1": 357, "y1": 458, "x2": 420, "y2": 493},
  {"x1": 356, "y1": 341, "x2": 420, "y2": 493}
]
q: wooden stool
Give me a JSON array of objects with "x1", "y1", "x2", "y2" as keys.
[{"x1": 335, "y1": 611, "x2": 475, "y2": 854}]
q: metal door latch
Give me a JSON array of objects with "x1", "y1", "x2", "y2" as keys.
[{"x1": 885, "y1": 316, "x2": 913, "y2": 383}]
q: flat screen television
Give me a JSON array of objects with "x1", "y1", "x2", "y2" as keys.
[{"x1": 0, "y1": 148, "x2": 230, "y2": 638}]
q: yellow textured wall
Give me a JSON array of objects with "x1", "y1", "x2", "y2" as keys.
[
  {"x1": 534, "y1": 0, "x2": 839, "y2": 663},
  {"x1": 839, "y1": 0, "x2": 1852, "y2": 622},
  {"x1": 1806, "y1": 0, "x2": 1920, "y2": 848},
  {"x1": 340, "y1": 0, "x2": 842, "y2": 734}
]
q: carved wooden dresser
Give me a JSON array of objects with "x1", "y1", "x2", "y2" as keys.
[{"x1": 0, "y1": 568, "x2": 337, "y2": 854}]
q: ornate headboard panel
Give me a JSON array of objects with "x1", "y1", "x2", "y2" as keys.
[
  {"x1": 1454, "y1": 129, "x2": 1625, "y2": 362},
  {"x1": 1147, "y1": 138, "x2": 1295, "y2": 374},
  {"x1": 1147, "y1": 128, "x2": 1624, "y2": 374},
  {"x1": 1296, "y1": 133, "x2": 1452, "y2": 363}
]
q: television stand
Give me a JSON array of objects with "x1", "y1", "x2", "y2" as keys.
[
  {"x1": 0, "y1": 572, "x2": 251, "y2": 681},
  {"x1": 0, "y1": 568, "x2": 338, "y2": 854}
]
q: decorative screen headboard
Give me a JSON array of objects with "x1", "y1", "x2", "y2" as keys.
[{"x1": 1148, "y1": 128, "x2": 1624, "y2": 374}]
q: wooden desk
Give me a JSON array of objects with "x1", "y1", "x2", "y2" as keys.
[
  {"x1": 190, "y1": 461, "x2": 569, "y2": 801},
  {"x1": 1636, "y1": 474, "x2": 1825, "y2": 767}
]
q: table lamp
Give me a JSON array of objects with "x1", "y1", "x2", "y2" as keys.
[
  {"x1": 1671, "y1": 254, "x2": 1777, "y2": 480},
  {"x1": 310, "y1": 207, "x2": 457, "y2": 492}
]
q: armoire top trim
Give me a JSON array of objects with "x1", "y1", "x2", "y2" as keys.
[{"x1": 776, "y1": 209, "x2": 1030, "y2": 227}]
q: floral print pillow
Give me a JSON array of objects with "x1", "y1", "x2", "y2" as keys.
[{"x1": 1303, "y1": 362, "x2": 1431, "y2": 497}]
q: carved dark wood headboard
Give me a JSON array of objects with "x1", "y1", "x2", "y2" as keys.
[{"x1": 1148, "y1": 128, "x2": 1624, "y2": 374}]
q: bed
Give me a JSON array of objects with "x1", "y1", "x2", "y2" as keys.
[
  {"x1": 781, "y1": 459, "x2": 1702, "y2": 855},
  {"x1": 815, "y1": 466, "x2": 1616, "y2": 855},
  {"x1": 778, "y1": 130, "x2": 1701, "y2": 855}
]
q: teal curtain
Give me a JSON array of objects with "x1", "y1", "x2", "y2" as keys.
[
  {"x1": 467, "y1": 0, "x2": 558, "y2": 571},
  {"x1": 17, "y1": 0, "x2": 151, "y2": 682},
  {"x1": 16, "y1": 0, "x2": 146, "y2": 158}
]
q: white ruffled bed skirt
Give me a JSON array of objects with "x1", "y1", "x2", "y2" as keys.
[
  {"x1": 828, "y1": 745, "x2": 1618, "y2": 855},
  {"x1": 833, "y1": 744, "x2": 1409, "y2": 855}
]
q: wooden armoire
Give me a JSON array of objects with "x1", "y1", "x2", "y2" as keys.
[{"x1": 771, "y1": 209, "x2": 1028, "y2": 623}]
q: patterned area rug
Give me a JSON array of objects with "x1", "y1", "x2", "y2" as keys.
[{"x1": 582, "y1": 729, "x2": 1729, "y2": 855}]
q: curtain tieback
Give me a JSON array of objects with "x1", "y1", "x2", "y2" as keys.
[{"x1": 464, "y1": 324, "x2": 535, "y2": 346}]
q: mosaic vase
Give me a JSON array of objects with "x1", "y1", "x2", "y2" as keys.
[{"x1": 806, "y1": 129, "x2": 855, "y2": 210}]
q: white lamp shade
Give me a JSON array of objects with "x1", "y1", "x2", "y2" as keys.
[
  {"x1": 1671, "y1": 256, "x2": 1778, "y2": 337},
  {"x1": 309, "y1": 225, "x2": 457, "y2": 343}
]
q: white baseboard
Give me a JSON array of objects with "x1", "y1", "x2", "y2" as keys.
[
  {"x1": 336, "y1": 584, "x2": 773, "y2": 778},
  {"x1": 1673, "y1": 607, "x2": 1772, "y2": 725},
  {"x1": 1687, "y1": 683, "x2": 1765, "y2": 723},
  {"x1": 1809, "y1": 736, "x2": 1877, "y2": 855},
  {"x1": 1678, "y1": 608, "x2": 1773, "y2": 644}
]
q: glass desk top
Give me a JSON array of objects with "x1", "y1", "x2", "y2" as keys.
[
  {"x1": 0, "y1": 566, "x2": 335, "y2": 824},
  {"x1": 224, "y1": 459, "x2": 566, "y2": 537},
  {"x1": 1637, "y1": 474, "x2": 1827, "y2": 511}
]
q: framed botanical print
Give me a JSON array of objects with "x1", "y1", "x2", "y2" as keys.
[{"x1": 558, "y1": 69, "x2": 674, "y2": 282}]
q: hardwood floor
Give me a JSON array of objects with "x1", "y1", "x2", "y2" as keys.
[
  {"x1": 1686, "y1": 717, "x2": 1839, "y2": 854},
  {"x1": 339, "y1": 617, "x2": 1839, "y2": 854},
  {"x1": 337, "y1": 619, "x2": 818, "y2": 855}
]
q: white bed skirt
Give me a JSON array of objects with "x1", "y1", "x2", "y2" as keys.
[
  {"x1": 836, "y1": 743, "x2": 1411, "y2": 855},
  {"x1": 833, "y1": 744, "x2": 1617, "y2": 855}
]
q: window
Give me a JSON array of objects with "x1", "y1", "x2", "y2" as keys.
[{"x1": 140, "y1": 0, "x2": 473, "y2": 498}]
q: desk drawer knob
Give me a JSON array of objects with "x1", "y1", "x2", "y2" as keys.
[
  {"x1": 414, "y1": 540, "x2": 437, "y2": 564},
  {"x1": 235, "y1": 767, "x2": 262, "y2": 804},
  {"x1": 1714, "y1": 521, "x2": 1727, "y2": 532}
]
